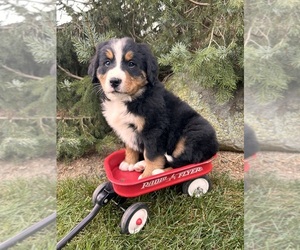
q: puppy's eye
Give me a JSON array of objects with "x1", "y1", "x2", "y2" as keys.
[
  {"x1": 128, "y1": 61, "x2": 136, "y2": 68},
  {"x1": 104, "y1": 60, "x2": 111, "y2": 67}
]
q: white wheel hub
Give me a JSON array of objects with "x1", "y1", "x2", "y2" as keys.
[
  {"x1": 127, "y1": 209, "x2": 148, "y2": 234},
  {"x1": 188, "y1": 178, "x2": 209, "y2": 197}
]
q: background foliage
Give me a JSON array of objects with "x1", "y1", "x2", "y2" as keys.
[
  {"x1": 0, "y1": 6, "x2": 56, "y2": 160},
  {"x1": 57, "y1": 0, "x2": 244, "y2": 160},
  {"x1": 3, "y1": 1, "x2": 298, "y2": 159},
  {"x1": 0, "y1": 2, "x2": 56, "y2": 248},
  {"x1": 245, "y1": 0, "x2": 300, "y2": 102}
]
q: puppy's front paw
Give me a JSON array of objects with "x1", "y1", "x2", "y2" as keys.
[
  {"x1": 119, "y1": 161, "x2": 135, "y2": 171},
  {"x1": 152, "y1": 169, "x2": 165, "y2": 175},
  {"x1": 133, "y1": 160, "x2": 146, "y2": 172}
]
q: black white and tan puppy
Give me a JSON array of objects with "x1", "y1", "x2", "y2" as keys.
[{"x1": 89, "y1": 37, "x2": 218, "y2": 179}]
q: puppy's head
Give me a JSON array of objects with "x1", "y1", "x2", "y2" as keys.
[{"x1": 88, "y1": 37, "x2": 158, "y2": 99}]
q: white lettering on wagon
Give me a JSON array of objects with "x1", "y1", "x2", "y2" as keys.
[
  {"x1": 141, "y1": 167, "x2": 203, "y2": 189},
  {"x1": 178, "y1": 167, "x2": 202, "y2": 178},
  {"x1": 141, "y1": 176, "x2": 168, "y2": 189}
]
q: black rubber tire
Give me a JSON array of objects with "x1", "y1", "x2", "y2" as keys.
[
  {"x1": 120, "y1": 202, "x2": 149, "y2": 234},
  {"x1": 92, "y1": 182, "x2": 112, "y2": 206},
  {"x1": 182, "y1": 175, "x2": 212, "y2": 197}
]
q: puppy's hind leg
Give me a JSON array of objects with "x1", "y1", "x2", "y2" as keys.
[{"x1": 138, "y1": 155, "x2": 166, "y2": 179}]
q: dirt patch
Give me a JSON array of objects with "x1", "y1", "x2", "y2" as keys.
[
  {"x1": 57, "y1": 151, "x2": 245, "y2": 181},
  {"x1": 247, "y1": 151, "x2": 300, "y2": 180},
  {"x1": 3, "y1": 151, "x2": 298, "y2": 182},
  {"x1": 57, "y1": 151, "x2": 300, "y2": 181},
  {"x1": 57, "y1": 154, "x2": 106, "y2": 180},
  {"x1": 0, "y1": 158, "x2": 56, "y2": 181},
  {"x1": 212, "y1": 151, "x2": 244, "y2": 180}
]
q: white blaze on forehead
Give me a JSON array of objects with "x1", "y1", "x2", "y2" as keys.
[
  {"x1": 111, "y1": 38, "x2": 128, "y2": 67},
  {"x1": 104, "y1": 38, "x2": 128, "y2": 92}
]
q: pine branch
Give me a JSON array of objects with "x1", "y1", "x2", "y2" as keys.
[
  {"x1": 1, "y1": 64, "x2": 43, "y2": 80},
  {"x1": 0, "y1": 116, "x2": 92, "y2": 120},
  {"x1": 187, "y1": 0, "x2": 210, "y2": 6},
  {"x1": 208, "y1": 25, "x2": 215, "y2": 47},
  {"x1": 56, "y1": 116, "x2": 93, "y2": 120},
  {"x1": 58, "y1": 65, "x2": 84, "y2": 80},
  {"x1": 0, "y1": 117, "x2": 55, "y2": 120},
  {"x1": 184, "y1": 6, "x2": 199, "y2": 15}
]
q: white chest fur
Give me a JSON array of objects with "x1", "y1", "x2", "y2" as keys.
[{"x1": 102, "y1": 99, "x2": 144, "y2": 151}]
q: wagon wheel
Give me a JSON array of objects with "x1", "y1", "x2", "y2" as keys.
[
  {"x1": 120, "y1": 202, "x2": 149, "y2": 234},
  {"x1": 182, "y1": 175, "x2": 211, "y2": 197},
  {"x1": 92, "y1": 182, "x2": 113, "y2": 206}
]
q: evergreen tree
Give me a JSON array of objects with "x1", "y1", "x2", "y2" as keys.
[
  {"x1": 0, "y1": 6, "x2": 56, "y2": 160},
  {"x1": 157, "y1": 0, "x2": 243, "y2": 102},
  {"x1": 245, "y1": 0, "x2": 300, "y2": 102},
  {"x1": 57, "y1": 0, "x2": 243, "y2": 159},
  {"x1": 57, "y1": 77, "x2": 118, "y2": 160}
]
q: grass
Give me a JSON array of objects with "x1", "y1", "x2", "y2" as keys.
[
  {"x1": 0, "y1": 178, "x2": 56, "y2": 249},
  {"x1": 57, "y1": 172, "x2": 244, "y2": 249},
  {"x1": 245, "y1": 171, "x2": 300, "y2": 249}
]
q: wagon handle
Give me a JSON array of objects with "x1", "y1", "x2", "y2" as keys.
[
  {"x1": 57, "y1": 183, "x2": 117, "y2": 249},
  {"x1": 0, "y1": 213, "x2": 56, "y2": 250},
  {"x1": 56, "y1": 203, "x2": 102, "y2": 250}
]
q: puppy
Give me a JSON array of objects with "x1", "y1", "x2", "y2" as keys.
[{"x1": 89, "y1": 37, "x2": 218, "y2": 178}]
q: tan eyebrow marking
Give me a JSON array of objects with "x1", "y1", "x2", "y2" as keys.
[
  {"x1": 105, "y1": 49, "x2": 114, "y2": 60},
  {"x1": 125, "y1": 51, "x2": 134, "y2": 61}
]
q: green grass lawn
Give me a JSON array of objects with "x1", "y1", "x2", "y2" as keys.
[
  {"x1": 57, "y1": 173, "x2": 244, "y2": 249},
  {"x1": 0, "y1": 178, "x2": 56, "y2": 249},
  {"x1": 245, "y1": 171, "x2": 300, "y2": 250}
]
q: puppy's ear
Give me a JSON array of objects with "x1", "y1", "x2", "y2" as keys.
[
  {"x1": 88, "y1": 41, "x2": 108, "y2": 83},
  {"x1": 139, "y1": 43, "x2": 158, "y2": 85}
]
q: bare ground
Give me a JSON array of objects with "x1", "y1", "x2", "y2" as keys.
[
  {"x1": 246, "y1": 151, "x2": 300, "y2": 180},
  {"x1": 0, "y1": 157, "x2": 56, "y2": 181},
  {"x1": 2, "y1": 151, "x2": 298, "y2": 181},
  {"x1": 57, "y1": 151, "x2": 245, "y2": 180}
]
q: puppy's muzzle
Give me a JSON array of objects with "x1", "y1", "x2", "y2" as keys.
[{"x1": 110, "y1": 77, "x2": 122, "y2": 89}]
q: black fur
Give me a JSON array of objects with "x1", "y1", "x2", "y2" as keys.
[
  {"x1": 88, "y1": 41, "x2": 106, "y2": 84},
  {"x1": 126, "y1": 82, "x2": 218, "y2": 167},
  {"x1": 244, "y1": 124, "x2": 259, "y2": 159},
  {"x1": 89, "y1": 38, "x2": 218, "y2": 168}
]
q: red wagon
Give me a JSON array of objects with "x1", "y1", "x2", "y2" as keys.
[
  {"x1": 57, "y1": 149, "x2": 216, "y2": 249},
  {"x1": 104, "y1": 149, "x2": 214, "y2": 198}
]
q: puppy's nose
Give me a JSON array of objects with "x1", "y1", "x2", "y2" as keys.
[{"x1": 110, "y1": 78, "x2": 122, "y2": 88}]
